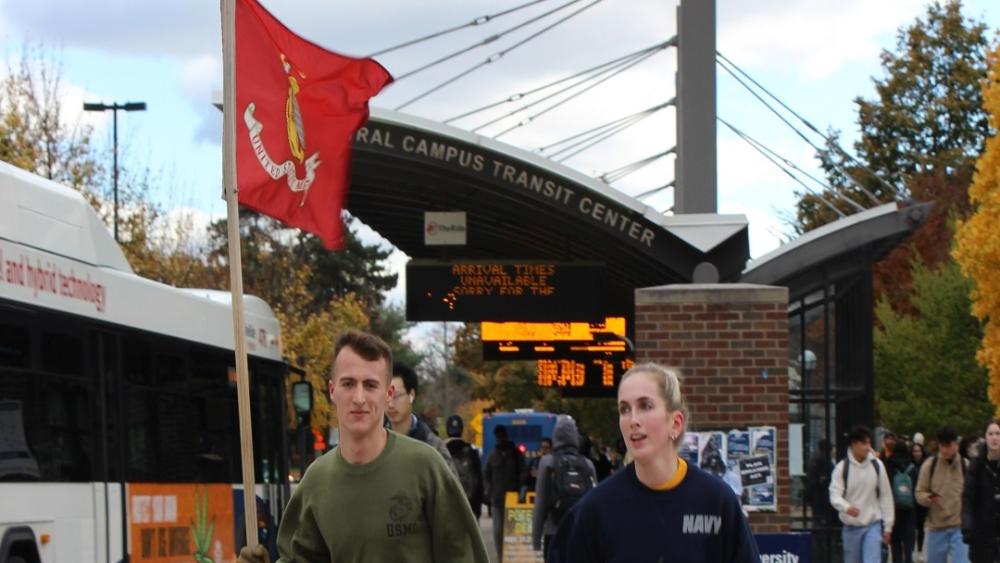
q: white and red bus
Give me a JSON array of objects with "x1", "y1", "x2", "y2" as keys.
[{"x1": 0, "y1": 161, "x2": 291, "y2": 563}]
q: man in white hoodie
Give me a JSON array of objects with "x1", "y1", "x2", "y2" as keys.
[{"x1": 829, "y1": 425, "x2": 895, "y2": 563}]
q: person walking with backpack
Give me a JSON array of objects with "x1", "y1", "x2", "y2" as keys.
[
  {"x1": 532, "y1": 415, "x2": 596, "y2": 561},
  {"x1": 548, "y1": 363, "x2": 759, "y2": 563},
  {"x1": 961, "y1": 418, "x2": 1000, "y2": 563},
  {"x1": 887, "y1": 441, "x2": 918, "y2": 563},
  {"x1": 829, "y1": 425, "x2": 895, "y2": 563},
  {"x1": 915, "y1": 425, "x2": 969, "y2": 563},
  {"x1": 444, "y1": 415, "x2": 485, "y2": 519}
]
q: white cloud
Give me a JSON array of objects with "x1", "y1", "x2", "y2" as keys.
[
  {"x1": 1, "y1": 0, "x2": 218, "y2": 59},
  {"x1": 180, "y1": 55, "x2": 220, "y2": 99},
  {"x1": 718, "y1": 0, "x2": 926, "y2": 79}
]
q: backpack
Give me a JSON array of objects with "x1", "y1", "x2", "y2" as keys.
[
  {"x1": 548, "y1": 452, "x2": 595, "y2": 523},
  {"x1": 841, "y1": 456, "x2": 881, "y2": 499},
  {"x1": 447, "y1": 440, "x2": 481, "y2": 503},
  {"x1": 891, "y1": 464, "x2": 915, "y2": 509},
  {"x1": 928, "y1": 454, "x2": 965, "y2": 482}
]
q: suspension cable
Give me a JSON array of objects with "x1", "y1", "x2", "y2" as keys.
[
  {"x1": 598, "y1": 148, "x2": 675, "y2": 184},
  {"x1": 716, "y1": 55, "x2": 888, "y2": 206},
  {"x1": 395, "y1": 0, "x2": 604, "y2": 110},
  {"x1": 634, "y1": 180, "x2": 675, "y2": 200},
  {"x1": 472, "y1": 48, "x2": 651, "y2": 133},
  {"x1": 392, "y1": 0, "x2": 585, "y2": 82},
  {"x1": 718, "y1": 117, "x2": 851, "y2": 218},
  {"x1": 472, "y1": 46, "x2": 660, "y2": 133},
  {"x1": 490, "y1": 45, "x2": 663, "y2": 139},
  {"x1": 368, "y1": 0, "x2": 553, "y2": 57},
  {"x1": 717, "y1": 51, "x2": 905, "y2": 198},
  {"x1": 718, "y1": 118, "x2": 865, "y2": 211},
  {"x1": 445, "y1": 39, "x2": 674, "y2": 124},
  {"x1": 554, "y1": 114, "x2": 649, "y2": 162},
  {"x1": 540, "y1": 100, "x2": 673, "y2": 156}
]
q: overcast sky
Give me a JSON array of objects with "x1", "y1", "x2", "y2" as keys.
[{"x1": 1, "y1": 0, "x2": 997, "y2": 306}]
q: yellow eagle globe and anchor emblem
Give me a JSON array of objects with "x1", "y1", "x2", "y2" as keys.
[
  {"x1": 282, "y1": 53, "x2": 306, "y2": 164},
  {"x1": 242, "y1": 52, "x2": 322, "y2": 205}
]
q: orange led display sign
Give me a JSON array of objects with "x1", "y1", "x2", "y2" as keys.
[
  {"x1": 537, "y1": 357, "x2": 635, "y2": 398},
  {"x1": 482, "y1": 340, "x2": 628, "y2": 361},
  {"x1": 406, "y1": 260, "x2": 606, "y2": 321},
  {"x1": 481, "y1": 317, "x2": 626, "y2": 342}
]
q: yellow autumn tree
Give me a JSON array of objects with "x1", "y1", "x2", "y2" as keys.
[{"x1": 954, "y1": 45, "x2": 1000, "y2": 412}]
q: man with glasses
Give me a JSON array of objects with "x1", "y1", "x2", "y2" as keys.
[{"x1": 387, "y1": 362, "x2": 458, "y2": 476}]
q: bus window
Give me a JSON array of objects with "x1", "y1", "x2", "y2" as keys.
[
  {"x1": 0, "y1": 324, "x2": 29, "y2": 368},
  {"x1": 155, "y1": 352, "x2": 186, "y2": 385},
  {"x1": 0, "y1": 400, "x2": 40, "y2": 480},
  {"x1": 123, "y1": 336, "x2": 152, "y2": 386},
  {"x1": 124, "y1": 390, "x2": 154, "y2": 480},
  {"x1": 19, "y1": 376, "x2": 94, "y2": 481},
  {"x1": 41, "y1": 331, "x2": 82, "y2": 376}
]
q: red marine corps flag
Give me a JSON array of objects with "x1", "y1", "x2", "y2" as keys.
[{"x1": 233, "y1": 0, "x2": 392, "y2": 249}]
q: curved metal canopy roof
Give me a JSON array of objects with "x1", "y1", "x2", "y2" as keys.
[
  {"x1": 347, "y1": 109, "x2": 749, "y2": 315},
  {"x1": 741, "y1": 201, "x2": 932, "y2": 300}
]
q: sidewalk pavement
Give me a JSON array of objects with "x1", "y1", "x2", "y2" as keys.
[{"x1": 480, "y1": 511, "x2": 499, "y2": 563}]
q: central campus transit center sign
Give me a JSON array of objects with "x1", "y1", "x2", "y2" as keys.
[{"x1": 353, "y1": 120, "x2": 669, "y2": 257}]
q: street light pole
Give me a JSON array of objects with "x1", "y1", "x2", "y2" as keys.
[{"x1": 83, "y1": 101, "x2": 147, "y2": 242}]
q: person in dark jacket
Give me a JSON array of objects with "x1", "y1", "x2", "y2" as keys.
[
  {"x1": 887, "y1": 441, "x2": 917, "y2": 563},
  {"x1": 484, "y1": 424, "x2": 525, "y2": 561},
  {"x1": 806, "y1": 439, "x2": 834, "y2": 524},
  {"x1": 386, "y1": 362, "x2": 459, "y2": 477},
  {"x1": 445, "y1": 414, "x2": 485, "y2": 519},
  {"x1": 532, "y1": 415, "x2": 596, "y2": 561},
  {"x1": 961, "y1": 418, "x2": 1000, "y2": 563}
]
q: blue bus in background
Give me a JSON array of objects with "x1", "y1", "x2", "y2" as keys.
[{"x1": 481, "y1": 411, "x2": 558, "y2": 464}]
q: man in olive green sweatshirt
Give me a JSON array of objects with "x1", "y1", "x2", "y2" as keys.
[
  {"x1": 239, "y1": 330, "x2": 489, "y2": 563},
  {"x1": 915, "y1": 425, "x2": 969, "y2": 563}
]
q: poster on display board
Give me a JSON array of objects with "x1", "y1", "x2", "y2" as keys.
[
  {"x1": 745, "y1": 426, "x2": 777, "y2": 511},
  {"x1": 502, "y1": 491, "x2": 544, "y2": 562},
  {"x1": 684, "y1": 427, "x2": 777, "y2": 512},
  {"x1": 698, "y1": 431, "x2": 727, "y2": 478},
  {"x1": 679, "y1": 433, "x2": 700, "y2": 466}
]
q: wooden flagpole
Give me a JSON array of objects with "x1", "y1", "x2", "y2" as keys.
[{"x1": 221, "y1": 0, "x2": 259, "y2": 548}]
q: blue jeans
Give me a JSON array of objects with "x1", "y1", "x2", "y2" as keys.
[
  {"x1": 926, "y1": 527, "x2": 969, "y2": 563},
  {"x1": 842, "y1": 522, "x2": 883, "y2": 563}
]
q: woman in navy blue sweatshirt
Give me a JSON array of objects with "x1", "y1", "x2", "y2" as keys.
[{"x1": 549, "y1": 363, "x2": 760, "y2": 563}]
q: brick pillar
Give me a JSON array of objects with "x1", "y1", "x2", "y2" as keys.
[{"x1": 635, "y1": 283, "x2": 789, "y2": 532}]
